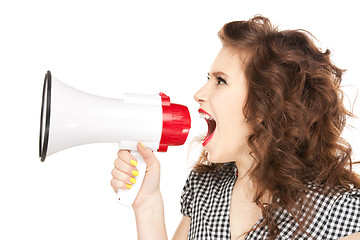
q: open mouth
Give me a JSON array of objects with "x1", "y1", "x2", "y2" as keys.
[{"x1": 199, "y1": 109, "x2": 216, "y2": 146}]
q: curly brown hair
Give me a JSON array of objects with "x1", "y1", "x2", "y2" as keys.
[{"x1": 193, "y1": 15, "x2": 360, "y2": 239}]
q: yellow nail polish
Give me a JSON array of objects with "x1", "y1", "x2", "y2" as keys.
[
  {"x1": 130, "y1": 177, "x2": 136, "y2": 184},
  {"x1": 132, "y1": 170, "x2": 139, "y2": 177},
  {"x1": 139, "y1": 142, "x2": 145, "y2": 148},
  {"x1": 130, "y1": 160, "x2": 138, "y2": 166},
  {"x1": 126, "y1": 184, "x2": 132, "y2": 189}
]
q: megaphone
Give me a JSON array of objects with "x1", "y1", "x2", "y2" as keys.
[{"x1": 39, "y1": 71, "x2": 191, "y2": 206}]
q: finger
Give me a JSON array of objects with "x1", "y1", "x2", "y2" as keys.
[
  {"x1": 136, "y1": 142, "x2": 157, "y2": 166},
  {"x1": 111, "y1": 168, "x2": 137, "y2": 185},
  {"x1": 113, "y1": 158, "x2": 139, "y2": 178},
  {"x1": 117, "y1": 149, "x2": 139, "y2": 167},
  {"x1": 110, "y1": 178, "x2": 134, "y2": 192}
]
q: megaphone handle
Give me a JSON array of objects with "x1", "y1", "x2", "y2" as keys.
[{"x1": 116, "y1": 151, "x2": 146, "y2": 206}]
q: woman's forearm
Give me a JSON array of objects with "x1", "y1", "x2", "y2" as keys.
[{"x1": 133, "y1": 191, "x2": 168, "y2": 240}]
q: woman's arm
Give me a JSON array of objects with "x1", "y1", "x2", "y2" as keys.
[
  {"x1": 172, "y1": 215, "x2": 190, "y2": 240},
  {"x1": 133, "y1": 191, "x2": 168, "y2": 240},
  {"x1": 111, "y1": 143, "x2": 168, "y2": 239},
  {"x1": 111, "y1": 143, "x2": 190, "y2": 239}
]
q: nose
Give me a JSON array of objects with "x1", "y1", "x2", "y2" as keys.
[{"x1": 194, "y1": 85, "x2": 208, "y2": 103}]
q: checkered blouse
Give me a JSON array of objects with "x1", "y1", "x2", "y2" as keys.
[{"x1": 180, "y1": 162, "x2": 360, "y2": 239}]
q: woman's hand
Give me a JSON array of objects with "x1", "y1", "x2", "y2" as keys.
[{"x1": 110, "y1": 143, "x2": 161, "y2": 209}]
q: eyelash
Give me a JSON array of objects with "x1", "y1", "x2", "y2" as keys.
[
  {"x1": 216, "y1": 77, "x2": 227, "y2": 85},
  {"x1": 207, "y1": 76, "x2": 227, "y2": 85}
]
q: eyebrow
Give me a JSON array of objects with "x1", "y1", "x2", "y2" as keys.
[{"x1": 208, "y1": 71, "x2": 229, "y2": 78}]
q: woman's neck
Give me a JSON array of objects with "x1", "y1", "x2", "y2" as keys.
[{"x1": 234, "y1": 152, "x2": 271, "y2": 203}]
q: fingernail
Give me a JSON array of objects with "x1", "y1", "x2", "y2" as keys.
[
  {"x1": 139, "y1": 142, "x2": 145, "y2": 148},
  {"x1": 130, "y1": 177, "x2": 136, "y2": 184},
  {"x1": 130, "y1": 160, "x2": 138, "y2": 166},
  {"x1": 126, "y1": 184, "x2": 132, "y2": 189},
  {"x1": 132, "y1": 170, "x2": 139, "y2": 177}
]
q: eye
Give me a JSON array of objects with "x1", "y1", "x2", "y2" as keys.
[{"x1": 216, "y1": 77, "x2": 227, "y2": 85}]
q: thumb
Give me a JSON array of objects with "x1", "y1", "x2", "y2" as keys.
[{"x1": 136, "y1": 142, "x2": 159, "y2": 167}]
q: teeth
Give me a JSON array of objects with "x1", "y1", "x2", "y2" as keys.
[{"x1": 199, "y1": 112, "x2": 214, "y2": 121}]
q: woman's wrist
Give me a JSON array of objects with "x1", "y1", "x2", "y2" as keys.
[
  {"x1": 133, "y1": 190, "x2": 168, "y2": 240},
  {"x1": 133, "y1": 190, "x2": 163, "y2": 213}
]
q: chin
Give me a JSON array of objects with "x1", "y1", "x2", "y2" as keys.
[
  {"x1": 207, "y1": 146, "x2": 240, "y2": 164},
  {"x1": 205, "y1": 150, "x2": 219, "y2": 163},
  {"x1": 207, "y1": 151, "x2": 230, "y2": 164}
]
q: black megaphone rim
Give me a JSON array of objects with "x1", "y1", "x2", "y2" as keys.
[{"x1": 39, "y1": 70, "x2": 52, "y2": 162}]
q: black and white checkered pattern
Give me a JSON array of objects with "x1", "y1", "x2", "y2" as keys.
[{"x1": 180, "y1": 162, "x2": 360, "y2": 239}]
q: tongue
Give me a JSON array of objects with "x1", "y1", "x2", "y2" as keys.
[
  {"x1": 206, "y1": 119, "x2": 216, "y2": 138},
  {"x1": 203, "y1": 119, "x2": 216, "y2": 146}
]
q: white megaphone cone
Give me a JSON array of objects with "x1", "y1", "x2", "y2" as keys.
[{"x1": 39, "y1": 70, "x2": 191, "y2": 206}]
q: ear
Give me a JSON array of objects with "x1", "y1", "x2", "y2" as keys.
[{"x1": 256, "y1": 118, "x2": 263, "y2": 124}]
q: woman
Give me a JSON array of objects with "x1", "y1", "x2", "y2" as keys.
[{"x1": 110, "y1": 16, "x2": 360, "y2": 239}]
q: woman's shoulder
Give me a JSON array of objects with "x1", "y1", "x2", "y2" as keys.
[
  {"x1": 306, "y1": 183, "x2": 360, "y2": 205},
  {"x1": 260, "y1": 184, "x2": 360, "y2": 239},
  {"x1": 324, "y1": 186, "x2": 360, "y2": 231},
  {"x1": 303, "y1": 184, "x2": 360, "y2": 238}
]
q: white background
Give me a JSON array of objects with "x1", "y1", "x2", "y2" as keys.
[{"x1": 0, "y1": 0, "x2": 359, "y2": 239}]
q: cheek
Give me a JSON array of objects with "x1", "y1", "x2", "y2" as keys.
[
  {"x1": 207, "y1": 125, "x2": 242, "y2": 163},
  {"x1": 219, "y1": 111, "x2": 251, "y2": 156},
  {"x1": 221, "y1": 104, "x2": 247, "y2": 137}
]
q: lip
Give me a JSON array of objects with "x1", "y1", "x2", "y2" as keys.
[
  {"x1": 198, "y1": 108, "x2": 216, "y2": 146},
  {"x1": 198, "y1": 108, "x2": 212, "y2": 117}
]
